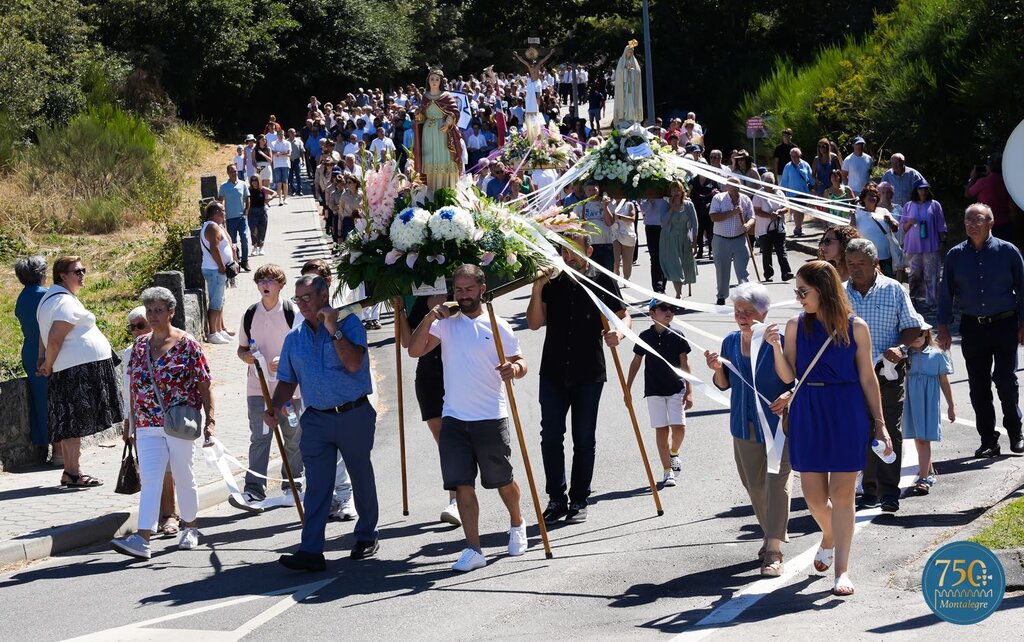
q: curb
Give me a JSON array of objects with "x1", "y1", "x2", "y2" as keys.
[
  {"x1": 0, "y1": 473, "x2": 234, "y2": 566},
  {"x1": 995, "y1": 549, "x2": 1024, "y2": 590}
]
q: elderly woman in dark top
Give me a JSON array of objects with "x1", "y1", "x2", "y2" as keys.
[
  {"x1": 704, "y1": 282, "x2": 793, "y2": 577},
  {"x1": 14, "y1": 256, "x2": 50, "y2": 453}
]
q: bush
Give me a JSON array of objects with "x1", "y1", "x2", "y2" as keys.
[{"x1": 76, "y1": 196, "x2": 131, "y2": 234}]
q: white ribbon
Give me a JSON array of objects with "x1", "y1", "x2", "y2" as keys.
[{"x1": 750, "y1": 323, "x2": 786, "y2": 474}]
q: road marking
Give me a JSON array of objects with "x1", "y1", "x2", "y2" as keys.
[
  {"x1": 669, "y1": 451, "x2": 921, "y2": 641},
  {"x1": 63, "y1": 578, "x2": 334, "y2": 642}
]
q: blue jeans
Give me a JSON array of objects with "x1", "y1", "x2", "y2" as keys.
[
  {"x1": 225, "y1": 216, "x2": 249, "y2": 266},
  {"x1": 299, "y1": 403, "x2": 379, "y2": 553},
  {"x1": 289, "y1": 159, "x2": 303, "y2": 194},
  {"x1": 538, "y1": 376, "x2": 604, "y2": 505}
]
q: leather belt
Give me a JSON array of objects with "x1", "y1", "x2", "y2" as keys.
[
  {"x1": 964, "y1": 310, "x2": 1016, "y2": 325},
  {"x1": 314, "y1": 395, "x2": 369, "y2": 414},
  {"x1": 714, "y1": 233, "x2": 746, "y2": 239}
]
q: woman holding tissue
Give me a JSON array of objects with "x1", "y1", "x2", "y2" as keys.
[
  {"x1": 704, "y1": 283, "x2": 793, "y2": 577},
  {"x1": 111, "y1": 287, "x2": 214, "y2": 560},
  {"x1": 764, "y1": 261, "x2": 890, "y2": 597}
]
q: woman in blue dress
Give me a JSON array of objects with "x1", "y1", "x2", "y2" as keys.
[
  {"x1": 14, "y1": 256, "x2": 50, "y2": 452},
  {"x1": 765, "y1": 260, "x2": 890, "y2": 597}
]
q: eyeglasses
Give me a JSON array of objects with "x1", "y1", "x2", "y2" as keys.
[
  {"x1": 128, "y1": 321, "x2": 147, "y2": 331},
  {"x1": 965, "y1": 217, "x2": 989, "y2": 226},
  {"x1": 67, "y1": 267, "x2": 87, "y2": 276},
  {"x1": 257, "y1": 278, "x2": 277, "y2": 285},
  {"x1": 793, "y1": 288, "x2": 811, "y2": 300},
  {"x1": 291, "y1": 293, "x2": 317, "y2": 304},
  {"x1": 819, "y1": 237, "x2": 836, "y2": 246}
]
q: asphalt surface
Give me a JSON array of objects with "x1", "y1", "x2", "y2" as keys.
[{"x1": 2, "y1": 213, "x2": 1023, "y2": 640}]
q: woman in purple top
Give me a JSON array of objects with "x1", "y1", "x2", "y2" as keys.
[{"x1": 901, "y1": 180, "x2": 946, "y2": 309}]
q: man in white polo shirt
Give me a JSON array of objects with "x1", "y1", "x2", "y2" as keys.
[
  {"x1": 709, "y1": 177, "x2": 755, "y2": 305},
  {"x1": 842, "y1": 136, "x2": 874, "y2": 194},
  {"x1": 232, "y1": 263, "x2": 304, "y2": 513},
  {"x1": 408, "y1": 264, "x2": 530, "y2": 572}
]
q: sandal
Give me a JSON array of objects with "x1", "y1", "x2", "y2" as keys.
[
  {"x1": 63, "y1": 472, "x2": 103, "y2": 488},
  {"x1": 761, "y1": 551, "x2": 784, "y2": 577},
  {"x1": 813, "y1": 545, "x2": 834, "y2": 573},
  {"x1": 159, "y1": 514, "x2": 180, "y2": 537},
  {"x1": 832, "y1": 572, "x2": 855, "y2": 596}
]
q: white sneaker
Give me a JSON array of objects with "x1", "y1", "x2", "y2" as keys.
[
  {"x1": 452, "y1": 547, "x2": 486, "y2": 572},
  {"x1": 856, "y1": 471, "x2": 864, "y2": 495},
  {"x1": 207, "y1": 332, "x2": 230, "y2": 345},
  {"x1": 111, "y1": 533, "x2": 151, "y2": 559},
  {"x1": 508, "y1": 523, "x2": 528, "y2": 556},
  {"x1": 440, "y1": 500, "x2": 461, "y2": 526},
  {"x1": 663, "y1": 470, "x2": 677, "y2": 487},
  {"x1": 228, "y1": 492, "x2": 265, "y2": 514},
  {"x1": 670, "y1": 454, "x2": 682, "y2": 472},
  {"x1": 178, "y1": 527, "x2": 200, "y2": 550},
  {"x1": 339, "y1": 501, "x2": 357, "y2": 521}
]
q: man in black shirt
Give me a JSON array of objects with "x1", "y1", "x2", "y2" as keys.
[
  {"x1": 587, "y1": 86, "x2": 605, "y2": 135},
  {"x1": 773, "y1": 128, "x2": 797, "y2": 177},
  {"x1": 526, "y1": 234, "x2": 631, "y2": 524}
]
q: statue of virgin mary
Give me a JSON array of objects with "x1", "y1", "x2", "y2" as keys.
[
  {"x1": 413, "y1": 67, "x2": 464, "y2": 192},
  {"x1": 614, "y1": 40, "x2": 644, "y2": 129}
]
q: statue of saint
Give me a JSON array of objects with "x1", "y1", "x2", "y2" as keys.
[
  {"x1": 614, "y1": 40, "x2": 644, "y2": 129},
  {"x1": 413, "y1": 67, "x2": 464, "y2": 192},
  {"x1": 513, "y1": 48, "x2": 554, "y2": 141}
]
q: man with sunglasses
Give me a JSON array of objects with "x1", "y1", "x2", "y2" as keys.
[
  {"x1": 233, "y1": 264, "x2": 304, "y2": 514},
  {"x1": 937, "y1": 204, "x2": 1024, "y2": 456},
  {"x1": 268, "y1": 275, "x2": 378, "y2": 571}
]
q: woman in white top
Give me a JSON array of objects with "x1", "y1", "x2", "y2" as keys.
[
  {"x1": 610, "y1": 198, "x2": 638, "y2": 279},
  {"x1": 36, "y1": 256, "x2": 124, "y2": 488},
  {"x1": 850, "y1": 183, "x2": 899, "y2": 277},
  {"x1": 201, "y1": 201, "x2": 237, "y2": 344}
]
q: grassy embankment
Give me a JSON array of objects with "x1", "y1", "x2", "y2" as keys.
[{"x1": 0, "y1": 107, "x2": 231, "y2": 380}]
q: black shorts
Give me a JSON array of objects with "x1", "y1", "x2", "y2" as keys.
[
  {"x1": 439, "y1": 417, "x2": 513, "y2": 490},
  {"x1": 414, "y1": 374, "x2": 444, "y2": 422}
]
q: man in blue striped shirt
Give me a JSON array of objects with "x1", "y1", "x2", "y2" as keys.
[
  {"x1": 937, "y1": 203, "x2": 1024, "y2": 456},
  {"x1": 845, "y1": 238, "x2": 922, "y2": 513}
]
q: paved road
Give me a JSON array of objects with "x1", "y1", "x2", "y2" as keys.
[{"x1": 1, "y1": 195, "x2": 1022, "y2": 640}]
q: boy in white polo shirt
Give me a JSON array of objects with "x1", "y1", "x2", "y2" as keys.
[{"x1": 232, "y1": 264, "x2": 304, "y2": 512}]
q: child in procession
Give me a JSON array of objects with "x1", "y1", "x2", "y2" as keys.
[{"x1": 903, "y1": 324, "x2": 955, "y2": 495}]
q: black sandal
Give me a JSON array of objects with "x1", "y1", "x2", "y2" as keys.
[{"x1": 64, "y1": 472, "x2": 104, "y2": 488}]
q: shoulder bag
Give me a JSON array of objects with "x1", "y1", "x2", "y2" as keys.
[
  {"x1": 145, "y1": 339, "x2": 203, "y2": 441},
  {"x1": 781, "y1": 332, "x2": 834, "y2": 435},
  {"x1": 870, "y1": 215, "x2": 906, "y2": 270}
]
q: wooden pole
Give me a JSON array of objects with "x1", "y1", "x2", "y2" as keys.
[
  {"x1": 746, "y1": 233, "x2": 763, "y2": 283},
  {"x1": 485, "y1": 301, "x2": 554, "y2": 559},
  {"x1": 253, "y1": 359, "x2": 305, "y2": 525},
  {"x1": 395, "y1": 313, "x2": 410, "y2": 516},
  {"x1": 600, "y1": 316, "x2": 664, "y2": 517}
]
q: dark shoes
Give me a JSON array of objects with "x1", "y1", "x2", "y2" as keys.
[
  {"x1": 1009, "y1": 434, "x2": 1024, "y2": 454},
  {"x1": 781, "y1": 273, "x2": 795, "y2": 281},
  {"x1": 542, "y1": 501, "x2": 569, "y2": 524},
  {"x1": 880, "y1": 495, "x2": 900, "y2": 513},
  {"x1": 350, "y1": 540, "x2": 379, "y2": 559},
  {"x1": 857, "y1": 494, "x2": 879, "y2": 510},
  {"x1": 716, "y1": 298, "x2": 726, "y2": 306},
  {"x1": 279, "y1": 550, "x2": 326, "y2": 572},
  {"x1": 566, "y1": 502, "x2": 589, "y2": 523},
  {"x1": 975, "y1": 442, "x2": 1001, "y2": 458}
]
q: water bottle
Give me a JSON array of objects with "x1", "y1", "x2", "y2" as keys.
[
  {"x1": 872, "y1": 439, "x2": 896, "y2": 464},
  {"x1": 283, "y1": 402, "x2": 300, "y2": 429},
  {"x1": 250, "y1": 339, "x2": 273, "y2": 380},
  {"x1": 919, "y1": 219, "x2": 928, "y2": 239}
]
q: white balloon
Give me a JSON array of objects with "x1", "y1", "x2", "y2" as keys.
[{"x1": 1003, "y1": 118, "x2": 1024, "y2": 210}]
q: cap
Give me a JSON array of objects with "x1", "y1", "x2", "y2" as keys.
[
  {"x1": 684, "y1": 144, "x2": 701, "y2": 153},
  {"x1": 914, "y1": 178, "x2": 931, "y2": 189},
  {"x1": 853, "y1": 136, "x2": 866, "y2": 145},
  {"x1": 684, "y1": 119, "x2": 696, "y2": 126},
  {"x1": 245, "y1": 134, "x2": 256, "y2": 142}
]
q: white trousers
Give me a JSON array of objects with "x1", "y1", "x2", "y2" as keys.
[{"x1": 136, "y1": 427, "x2": 200, "y2": 532}]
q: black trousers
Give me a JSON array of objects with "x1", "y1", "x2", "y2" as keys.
[
  {"x1": 961, "y1": 314, "x2": 1023, "y2": 446},
  {"x1": 757, "y1": 231, "x2": 792, "y2": 280},
  {"x1": 646, "y1": 225, "x2": 665, "y2": 293},
  {"x1": 694, "y1": 200, "x2": 713, "y2": 256},
  {"x1": 863, "y1": 365, "x2": 904, "y2": 500}
]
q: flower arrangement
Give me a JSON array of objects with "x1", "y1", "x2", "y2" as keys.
[
  {"x1": 390, "y1": 207, "x2": 430, "y2": 251},
  {"x1": 428, "y1": 206, "x2": 477, "y2": 241},
  {"x1": 471, "y1": 199, "x2": 544, "y2": 283},
  {"x1": 582, "y1": 125, "x2": 688, "y2": 198},
  {"x1": 499, "y1": 130, "x2": 575, "y2": 171},
  {"x1": 531, "y1": 206, "x2": 599, "y2": 236}
]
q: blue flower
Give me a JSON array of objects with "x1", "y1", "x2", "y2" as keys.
[
  {"x1": 399, "y1": 207, "x2": 415, "y2": 223},
  {"x1": 437, "y1": 206, "x2": 456, "y2": 221}
]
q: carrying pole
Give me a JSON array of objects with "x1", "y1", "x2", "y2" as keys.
[
  {"x1": 254, "y1": 360, "x2": 305, "y2": 525},
  {"x1": 395, "y1": 314, "x2": 410, "y2": 516}
]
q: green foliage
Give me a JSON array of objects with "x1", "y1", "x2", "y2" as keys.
[
  {"x1": 76, "y1": 196, "x2": 130, "y2": 234},
  {"x1": 970, "y1": 494, "x2": 1024, "y2": 549},
  {"x1": 0, "y1": 226, "x2": 28, "y2": 262}
]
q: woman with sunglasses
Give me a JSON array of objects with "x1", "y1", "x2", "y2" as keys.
[
  {"x1": 765, "y1": 261, "x2": 890, "y2": 597},
  {"x1": 851, "y1": 183, "x2": 899, "y2": 277},
  {"x1": 36, "y1": 256, "x2": 124, "y2": 488},
  {"x1": 815, "y1": 225, "x2": 861, "y2": 282}
]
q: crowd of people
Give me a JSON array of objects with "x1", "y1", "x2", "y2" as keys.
[{"x1": 11, "y1": 61, "x2": 1022, "y2": 601}]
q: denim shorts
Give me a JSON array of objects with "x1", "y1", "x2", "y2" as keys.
[
  {"x1": 203, "y1": 268, "x2": 226, "y2": 311},
  {"x1": 273, "y1": 166, "x2": 290, "y2": 184}
]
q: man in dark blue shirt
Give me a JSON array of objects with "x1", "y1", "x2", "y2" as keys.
[{"x1": 937, "y1": 203, "x2": 1024, "y2": 456}]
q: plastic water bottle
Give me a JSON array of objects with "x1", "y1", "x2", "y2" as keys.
[
  {"x1": 283, "y1": 402, "x2": 300, "y2": 429},
  {"x1": 919, "y1": 219, "x2": 928, "y2": 239},
  {"x1": 872, "y1": 439, "x2": 896, "y2": 464}
]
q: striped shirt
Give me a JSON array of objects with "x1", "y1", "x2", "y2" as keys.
[
  {"x1": 845, "y1": 274, "x2": 921, "y2": 362},
  {"x1": 709, "y1": 191, "x2": 754, "y2": 237}
]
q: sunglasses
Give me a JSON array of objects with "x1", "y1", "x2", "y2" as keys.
[
  {"x1": 67, "y1": 267, "x2": 87, "y2": 276},
  {"x1": 291, "y1": 293, "x2": 317, "y2": 304},
  {"x1": 819, "y1": 237, "x2": 837, "y2": 246},
  {"x1": 128, "y1": 321, "x2": 148, "y2": 331},
  {"x1": 793, "y1": 288, "x2": 811, "y2": 300}
]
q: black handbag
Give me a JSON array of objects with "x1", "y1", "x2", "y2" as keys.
[{"x1": 114, "y1": 442, "x2": 141, "y2": 495}]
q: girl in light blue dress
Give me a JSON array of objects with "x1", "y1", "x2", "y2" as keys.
[{"x1": 903, "y1": 328, "x2": 955, "y2": 495}]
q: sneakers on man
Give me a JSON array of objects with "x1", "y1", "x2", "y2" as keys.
[
  {"x1": 229, "y1": 491, "x2": 265, "y2": 514},
  {"x1": 662, "y1": 470, "x2": 677, "y2": 487},
  {"x1": 669, "y1": 454, "x2": 682, "y2": 472},
  {"x1": 542, "y1": 501, "x2": 569, "y2": 524},
  {"x1": 178, "y1": 527, "x2": 200, "y2": 550},
  {"x1": 508, "y1": 523, "x2": 528, "y2": 556},
  {"x1": 111, "y1": 533, "x2": 151, "y2": 560},
  {"x1": 440, "y1": 500, "x2": 462, "y2": 526},
  {"x1": 328, "y1": 498, "x2": 357, "y2": 521},
  {"x1": 565, "y1": 502, "x2": 589, "y2": 523},
  {"x1": 207, "y1": 332, "x2": 231, "y2": 345},
  {"x1": 452, "y1": 547, "x2": 486, "y2": 572}
]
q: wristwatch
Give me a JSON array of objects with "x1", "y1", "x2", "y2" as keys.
[{"x1": 332, "y1": 328, "x2": 346, "y2": 342}]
